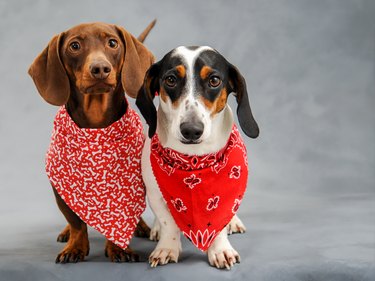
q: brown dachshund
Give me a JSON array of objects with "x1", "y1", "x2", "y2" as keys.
[{"x1": 28, "y1": 21, "x2": 155, "y2": 263}]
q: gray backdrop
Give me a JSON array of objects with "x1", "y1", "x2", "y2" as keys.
[{"x1": 0, "y1": 0, "x2": 374, "y2": 280}]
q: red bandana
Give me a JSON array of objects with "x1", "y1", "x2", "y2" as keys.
[
  {"x1": 150, "y1": 125, "x2": 248, "y2": 251},
  {"x1": 46, "y1": 103, "x2": 146, "y2": 249}
]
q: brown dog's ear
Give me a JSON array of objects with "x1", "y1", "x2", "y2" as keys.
[
  {"x1": 115, "y1": 26, "x2": 155, "y2": 98},
  {"x1": 228, "y1": 64, "x2": 259, "y2": 138},
  {"x1": 136, "y1": 63, "x2": 160, "y2": 138},
  {"x1": 28, "y1": 33, "x2": 70, "y2": 106}
]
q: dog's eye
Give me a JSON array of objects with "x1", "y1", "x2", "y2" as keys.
[
  {"x1": 69, "y1": 41, "x2": 81, "y2": 51},
  {"x1": 164, "y1": 76, "x2": 177, "y2": 88},
  {"x1": 108, "y1": 39, "x2": 118, "y2": 49},
  {"x1": 209, "y1": 76, "x2": 221, "y2": 88}
]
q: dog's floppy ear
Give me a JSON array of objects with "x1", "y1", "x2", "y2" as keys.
[
  {"x1": 136, "y1": 63, "x2": 160, "y2": 138},
  {"x1": 228, "y1": 64, "x2": 259, "y2": 138},
  {"x1": 115, "y1": 26, "x2": 155, "y2": 98},
  {"x1": 28, "y1": 33, "x2": 70, "y2": 106}
]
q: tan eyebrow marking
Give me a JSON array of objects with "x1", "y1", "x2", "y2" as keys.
[
  {"x1": 176, "y1": 65, "x2": 186, "y2": 78},
  {"x1": 200, "y1": 65, "x2": 212, "y2": 80}
]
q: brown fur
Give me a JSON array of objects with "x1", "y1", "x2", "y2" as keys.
[
  {"x1": 159, "y1": 87, "x2": 169, "y2": 104},
  {"x1": 201, "y1": 88, "x2": 229, "y2": 116},
  {"x1": 105, "y1": 240, "x2": 140, "y2": 262},
  {"x1": 160, "y1": 87, "x2": 182, "y2": 109},
  {"x1": 176, "y1": 64, "x2": 186, "y2": 78},
  {"x1": 200, "y1": 65, "x2": 212, "y2": 80},
  {"x1": 29, "y1": 21, "x2": 155, "y2": 263},
  {"x1": 56, "y1": 224, "x2": 70, "y2": 242}
]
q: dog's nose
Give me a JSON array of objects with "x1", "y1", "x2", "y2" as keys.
[
  {"x1": 90, "y1": 61, "x2": 112, "y2": 79},
  {"x1": 180, "y1": 122, "x2": 204, "y2": 142}
]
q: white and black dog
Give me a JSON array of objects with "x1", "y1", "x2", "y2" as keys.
[{"x1": 136, "y1": 46, "x2": 259, "y2": 269}]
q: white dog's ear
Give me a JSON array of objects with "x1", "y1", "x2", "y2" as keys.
[
  {"x1": 228, "y1": 64, "x2": 259, "y2": 138},
  {"x1": 136, "y1": 63, "x2": 160, "y2": 138}
]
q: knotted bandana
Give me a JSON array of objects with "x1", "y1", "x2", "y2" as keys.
[
  {"x1": 46, "y1": 103, "x2": 145, "y2": 249},
  {"x1": 150, "y1": 125, "x2": 248, "y2": 251}
]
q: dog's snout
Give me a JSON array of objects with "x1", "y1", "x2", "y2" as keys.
[
  {"x1": 90, "y1": 61, "x2": 112, "y2": 79},
  {"x1": 180, "y1": 122, "x2": 204, "y2": 142}
]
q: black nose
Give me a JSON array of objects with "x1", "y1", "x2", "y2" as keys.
[
  {"x1": 90, "y1": 61, "x2": 112, "y2": 79},
  {"x1": 180, "y1": 122, "x2": 204, "y2": 142}
]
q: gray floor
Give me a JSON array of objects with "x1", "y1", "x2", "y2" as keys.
[{"x1": 0, "y1": 0, "x2": 374, "y2": 280}]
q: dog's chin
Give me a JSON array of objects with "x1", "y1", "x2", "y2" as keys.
[{"x1": 84, "y1": 83, "x2": 115, "y2": 95}]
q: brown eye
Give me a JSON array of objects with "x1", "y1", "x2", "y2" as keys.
[
  {"x1": 69, "y1": 41, "x2": 81, "y2": 51},
  {"x1": 209, "y1": 76, "x2": 221, "y2": 88},
  {"x1": 108, "y1": 39, "x2": 118, "y2": 48},
  {"x1": 165, "y1": 75, "x2": 177, "y2": 88}
]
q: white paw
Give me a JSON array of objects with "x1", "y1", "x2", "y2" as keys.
[
  {"x1": 227, "y1": 215, "x2": 246, "y2": 235},
  {"x1": 149, "y1": 247, "x2": 179, "y2": 267},
  {"x1": 207, "y1": 247, "x2": 240, "y2": 270},
  {"x1": 149, "y1": 219, "x2": 161, "y2": 241}
]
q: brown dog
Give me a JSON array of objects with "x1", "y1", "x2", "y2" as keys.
[{"x1": 28, "y1": 21, "x2": 155, "y2": 263}]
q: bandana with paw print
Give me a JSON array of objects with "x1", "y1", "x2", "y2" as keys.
[
  {"x1": 150, "y1": 125, "x2": 248, "y2": 251},
  {"x1": 46, "y1": 104, "x2": 145, "y2": 250}
]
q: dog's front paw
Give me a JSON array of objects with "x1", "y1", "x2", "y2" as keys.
[
  {"x1": 57, "y1": 225, "x2": 70, "y2": 242},
  {"x1": 207, "y1": 247, "x2": 240, "y2": 270},
  {"x1": 105, "y1": 241, "x2": 139, "y2": 263},
  {"x1": 227, "y1": 215, "x2": 246, "y2": 235},
  {"x1": 55, "y1": 244, "x2": 89, "y2": 263},
  {"x1": 149, "y1": 219, "x2": 161, "y2": 241},
  {"x1": 149, "y1": 248, "x2": 179, "y2": 267}
]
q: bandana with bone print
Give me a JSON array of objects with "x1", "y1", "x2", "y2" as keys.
[
  {"x1": 46, "y1": 104, "x2": 146, "y2": 250},
  {"x1": 150, "y1": 125, "x2": 248, "y2": 251}
]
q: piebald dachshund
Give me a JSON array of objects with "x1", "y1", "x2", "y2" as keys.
[{"x1": 136, "y1": 46, "x2": 259, "y2": 269}]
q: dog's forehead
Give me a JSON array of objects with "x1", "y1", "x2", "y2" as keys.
[
  {"x1": 64, "y1": 22, "x2": 119, "y2": 39},
  {"x1": 159, "y1": 50, "x2": 184, "y2": 72},
  {"x1": 164, "y1": 46, "x2": 228, "y2": 73},
  {"x1": 195, "y1": 50, "x2": 229, "y2": 70},
  {"x1": 170, "y1": 46, "x2": 214, "y2": 68}
]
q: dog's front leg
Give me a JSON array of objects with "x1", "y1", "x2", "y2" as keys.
[
  {"x1": 207, "y1": 228, "x2": 240, "y2": 270},
  {"x1": 53, "y1": 188, "x2": 90, "y2": 263},
  {"x1": 147, "y1": 197, "x2": 181, "y2": 267},
  {"x1": 142, "y1": 139, "x2": 181, "y2": 267},
  {"x1": 149, "y1": 216, "x2": 161, "y2": 241}
]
